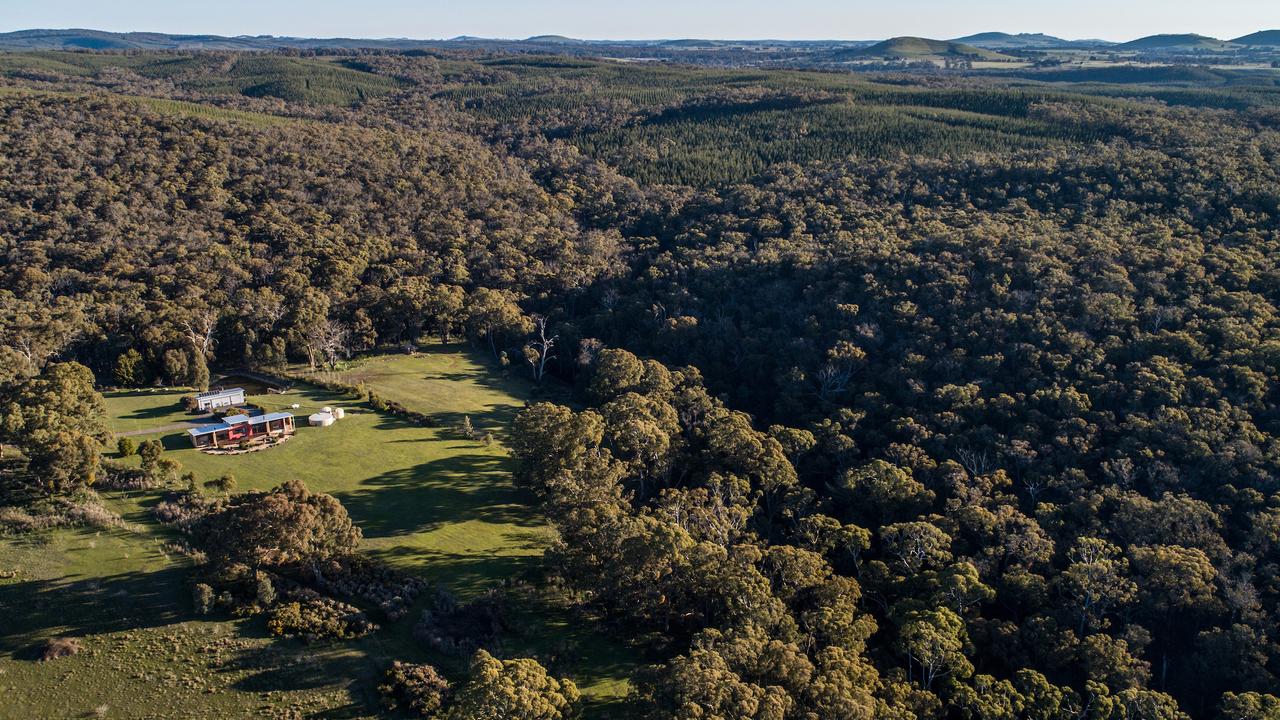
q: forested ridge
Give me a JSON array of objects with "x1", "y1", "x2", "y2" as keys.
[{"x1": 3, "y1": 50, "x2": 1280, "y2": 718}]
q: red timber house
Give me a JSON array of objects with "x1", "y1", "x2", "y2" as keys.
[{"x1": 187, "y1": 412, "x2": 296, "y2": 449}]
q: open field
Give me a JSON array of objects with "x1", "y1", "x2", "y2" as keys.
[{"x1": 1, "y1": 347, "x2": 636, "y2": 718}]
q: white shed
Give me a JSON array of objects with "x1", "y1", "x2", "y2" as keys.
[
  {"x1": 196, "y1": 388, "x2": 246, "y2": 411},
  {"x1": 308, "y1": 412, "x2": 335, "y2": 427}
]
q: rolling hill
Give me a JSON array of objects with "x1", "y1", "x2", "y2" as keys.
[
  {"x1": 0, "y1": 28, "x2": 445, "y2": 51},
  {"x1": 1115, "y1": 33, "x2": 1237, "y2": 51},
  {"x1": 845, "y1": 36, "x2": 1018, "y2": 61},
  {"x1": 1232, "y1": 30, "x2": 1280, "y2": 46},
  {"x1": 951, "y1": 32, "x2": 1072, "y2": 49}
]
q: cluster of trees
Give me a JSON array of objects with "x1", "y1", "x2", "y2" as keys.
[
  {"x1": 0, "y1": 93, "x2": 621, "y2": 388},
  {"x1": 516, "y1": 347, "x2": 1280, "y2": 717},
  {"x1": 168, "y1": 479, "x2": 579, "y2": 716},
  {"x1": 0, "y1": 362, "x2": 108, "y2": 499}
]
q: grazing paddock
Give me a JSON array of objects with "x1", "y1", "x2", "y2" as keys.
[{"x1": 1, "y1": 347, "x2": 636, "y2": 718}]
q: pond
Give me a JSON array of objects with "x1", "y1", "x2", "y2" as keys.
[{"x1": 208, "y1": 374, "x2": 286, "y2": 397}]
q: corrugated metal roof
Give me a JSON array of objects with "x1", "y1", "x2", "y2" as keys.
[
  {"x1": 188, "y1": 421, "x2": 231, "y2": 436},
  {"x1": 187, "y1": 412, "x2": 293, "y2": 436},
  {"x1": 197, "y1": 388, "x2": 245, "y2": 399}
]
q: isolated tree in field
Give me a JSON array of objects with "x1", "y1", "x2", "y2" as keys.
[
  {"x1": 2, "y1": 361, "x2": 109, "y2": 495},
  {"x1": 446, "y1": 650, "x2": 580, "y2": 720},
  {"x1": 196, "y1": 479, "x2": 361, "y2": 568}
]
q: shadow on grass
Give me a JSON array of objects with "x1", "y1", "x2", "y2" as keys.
[
  {"x1": 371, "y1": 546, "x2": 545, "y2": 599},
  {"x1": 334, "y1": 454, "x2": 543, "y2": 538},
  {"x1": 0, "y1": 564, "x2": 189, "y2": 656},
  {"x1": 117, "y1": 402, "x2": 191, "y2": 422}
]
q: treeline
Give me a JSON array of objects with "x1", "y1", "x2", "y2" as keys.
[
  {"x1": 0, "y1": 92, "x2": 621, "y2": 390},
  {"x1": 515, "y1": 95, "x2": 1280, "y2": 716}
]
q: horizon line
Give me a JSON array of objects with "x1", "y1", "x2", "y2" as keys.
[{"x1": 1, "y1": 26, "x2": 1274, "y2": 45}]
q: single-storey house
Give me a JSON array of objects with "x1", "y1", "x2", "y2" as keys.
[
  {"x1": 187, "y1": 412, "x2": 295, "y2": 449},
  {"x1": 196, "y1": 387, "x2": 246, "y2": 411}
]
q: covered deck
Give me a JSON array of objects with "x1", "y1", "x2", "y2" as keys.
[{"x1": 187, "y1": 412, "x2": 296, "y2": 449}]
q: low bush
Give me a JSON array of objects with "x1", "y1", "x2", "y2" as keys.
[
  {"x1": 39, "y1": 637, "x2": 82, "y2": 661},
  {"x1": 96, "y1": 461, "x2": 154, "y2": 491},
  {"x1": 267, "y1": 597, "x2": 378, "y2": 642},
  {"x1": 153, "y1": 491, "x2": 219, "y2": 533},
  {"x1": 379, "y1": 661, "x2": 451, "y2": 717},
  {"x1": 414, "y1": 588, "x2": 506, "y2": 656},
  {"x1": 1, "y1": 496, "x2": 125, "y2": 534},
  {"x1": 306, "y1": 555, "x2": 429, "y2": 621}
]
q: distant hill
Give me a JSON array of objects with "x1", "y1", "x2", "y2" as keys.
[
  {"x1": 845, "y1": 37, "x2": 1018, "y2": 61},
  {"x1": 524, "y1": 35, "x2": 585, "y2": 44},
  {"x1": 1232, "y1": 30, "x2": 1280, "y2": 46},
  {"x1": 660, "y1": 39, "x2": 727, "y2": 48},
  {"x1": 951, "y1": 32, "x2": 1071, "y2": 49},
  {"x1": 0, "y1": 28, "x2": 444, "y2": 51},
  {"x1": 1115, "y1": 33, "x2": 1236, "y2": 51}
]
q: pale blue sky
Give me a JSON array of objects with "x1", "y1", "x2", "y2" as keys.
[{"x1": 5, "y1": 0, "x2": 1278, "y2": 42}]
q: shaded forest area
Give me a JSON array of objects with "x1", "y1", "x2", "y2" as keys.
[{"x1": 3, "y1": 49, "x2": 1280, "y2": 718}]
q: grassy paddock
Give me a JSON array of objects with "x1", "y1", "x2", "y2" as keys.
[{"x1": 1, "y1": 347, "x2": 636, "y2": 717}]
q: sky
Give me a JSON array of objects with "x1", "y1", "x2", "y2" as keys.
[{"x1": 4, "y1": 0, "x2": 1279, "y2": 43}]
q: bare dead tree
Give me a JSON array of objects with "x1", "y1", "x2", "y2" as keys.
[
  {"x1": 524, "y1": 315, "x2": 558, "y2": 382},
  {"x1": 318, "y1": 319, "x2": 350, "y2": 370},
  {"x1": 180, "y1": 309, "x2": 219, "y2": 360},
  {"x1": 956, "y1": 446, "x2": 994, "y2": 477},
  {"x1": 815, "y1": 362, "x2": 854, "y2": 401}
]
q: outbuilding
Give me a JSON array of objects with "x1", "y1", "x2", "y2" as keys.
[
  {"x1": 196, "y1": 387, "x2": 246, "y2": 411},
  {"x1": 308, "y1": 411, "x2": 336, "y2": 427}
]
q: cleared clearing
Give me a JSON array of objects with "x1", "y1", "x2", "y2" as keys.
[{"x1": 0, "y1": 347, "x2": 636, "y2": 718}]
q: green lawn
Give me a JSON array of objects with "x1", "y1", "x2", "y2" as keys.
[
  {"x1": 1, "y1": 347, "x2": 637, "y2": 718},
  {"x1": 103, "y1": 388, "x2": 201, "y2": 434}
]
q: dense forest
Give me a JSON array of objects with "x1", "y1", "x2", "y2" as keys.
[{"x1": 3, "y1": 49, "x2": 1280, "y2": 718}]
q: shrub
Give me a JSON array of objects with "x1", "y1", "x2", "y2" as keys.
[
  {"x1": 95, "y1": 461, "x2": 152, "y2": 491},
  {"x1": 306, "y1": 555, "x2": 429, "y2": 621},
  {"x1": 1, "y1": 497, "x2": 124, "y2": 534},
  {"x1": 379, "y1": 661, "x2": 452, "y2": 717},
  {"x1": 116, "y1": 437, "x2": 136, "y2": 457},
  {"x1": 205, "y1": 474, "x2": 237, "y2": 494},
  {"x1": 193, "y1": 583, "x2": 215, "y2": 615},
  {"x1": 267, "y1": 597, "x2": 377, "y2": 642},
  {"x1": 138, "y1": 439, "x2": 164, "y2": 465},
  {"x1": 181, "y1": 395, "x2": 199, "y2": 412},
  {"x1": 255, "y1": 571, "x2": 277, "y2": 607},
  {"x1": 414, "y1": 588, "x2": 506, "y2": 656},
  {"x1": 153, "y1": 491, "x2": 218, "y2": 533},
  {"x1": 39, "y1": 637, "x2": 82, "y2": 661}
]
